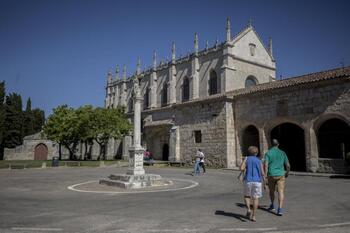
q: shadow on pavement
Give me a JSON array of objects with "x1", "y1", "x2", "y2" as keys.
[
  {"x1": 330, "y1": 175, "x2": 350, "y2": 179},
  {"x1": 235, "y1": 203, "x2": 278, "y2": 216},
  {"x1": 215, "y1": 210, "x2": 248, "y2": 222}
]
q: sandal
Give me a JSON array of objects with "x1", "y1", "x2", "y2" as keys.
[
  {"x1": 245, "y1": 211, "x2": 251, "y2": 219},
  {"x1": 250, "y1": 215, "x2": 256, "y2": 222}
]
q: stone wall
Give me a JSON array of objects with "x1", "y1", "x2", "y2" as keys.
[{"x1": 232, "y1": 79, "x2": 350, "y2": 172}]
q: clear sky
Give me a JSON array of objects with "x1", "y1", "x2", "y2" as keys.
[{"x1": 1, "y1": 0, "x2": 350, "y2": 116}]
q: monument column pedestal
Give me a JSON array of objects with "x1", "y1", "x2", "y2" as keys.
[
  {"x1": 100, "y1": 75, "x2": 169, "y2": 189},
  {"x1": 127, "y1": 145, "x2": 145, "y2": 175}
]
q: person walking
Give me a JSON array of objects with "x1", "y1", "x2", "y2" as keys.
[
  {"x1": 264, "y1": 139, "x2": 290, "y2": 216},
  {"x1": 193, "y1": 149, "x2": 203, "y2": 176},
  {"x1": 240, "y1": 146, "x2": 265, "y2": 222},
  {"x1": 199, "y1": 151, "x2": 206, "y2": 174}
]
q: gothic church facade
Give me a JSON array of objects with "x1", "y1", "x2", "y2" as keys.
[{"x1": 105, "y1": 19, "x2": 350, "y2": 173}]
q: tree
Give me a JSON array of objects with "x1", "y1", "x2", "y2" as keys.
[
  {"x1": 76, "y1": 105, "x2": 95, "y2": 160},
  {"x1": 32, "y1": 108, "x2": 45, "y2": 133},
  {"x1": 43, "y1": 105, "x2": 81, "y2": 160},
  {"x1": 3, "y1": 93, "x2": 23, "y2": 148},
  {"x1": 23, "y1": 98, "x2": 34, "y2": 137},
  {"x1": 91, "y1": 107, "x2": 132, "y2": 160},
  {"x1": 0, "y1": 82, "x2": 5, "y2": 159}
]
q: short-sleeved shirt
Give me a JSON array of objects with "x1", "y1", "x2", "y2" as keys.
[
  {"x1": 244, "y1": 156, "x2": 263, "y2": 183},
  {"x1": 265, "y1": 147, "x2": 289, "y2": 176}
]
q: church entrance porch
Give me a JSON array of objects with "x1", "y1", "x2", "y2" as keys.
[
  {"x1": 270, "y1": 123, "x2": 306, "y2": 172},
  {"x1": 143, "y1": 120, "x2": 173, "y2": 161}
]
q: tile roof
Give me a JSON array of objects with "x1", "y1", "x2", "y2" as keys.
[{"x1": 227, "y1": 66, "x2": 350, "y2": 97}]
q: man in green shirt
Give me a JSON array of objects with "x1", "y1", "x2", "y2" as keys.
[{"x1": 264, "y1": 139, "x2": 290, "y2": 216}]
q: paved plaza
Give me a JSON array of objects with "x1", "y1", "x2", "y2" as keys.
[{"x1": 0, "y1": 166, "x2": 349, "y2": 233}]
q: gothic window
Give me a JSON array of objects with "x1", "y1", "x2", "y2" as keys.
[
  {"x1": 161, "y1": 82, "x2": 168, "y2": 106},
  {"x1": 209, "y1": 70, "x2": 218, "y2": 95},
  {"x1": 249, "y1": 43, "x2": 256, "y2": 56},
  {"x1": 128, "y1": 98, "x2": 133, "y2": 112},
  {"x1": 144, "y1": 88, "x2": 149, "y2": 109},
  {"x1": 245, "y1": 75, "x2": 258, "y2": 88},
  {"x1": 182, "y1": 77, "x2": 190, "y2": 102}
]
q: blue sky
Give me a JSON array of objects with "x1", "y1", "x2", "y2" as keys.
[{"x1": 1, "y1": 0, "x2": 350, "y2": 116}]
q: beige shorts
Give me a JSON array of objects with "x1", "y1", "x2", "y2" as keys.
[{"x1": 268, "y1": 176, "x2": 285, "y2": 193}]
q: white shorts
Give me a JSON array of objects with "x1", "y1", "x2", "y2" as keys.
[{"x1": 243, "y1": 182, "x2": 262, "y2": 199}]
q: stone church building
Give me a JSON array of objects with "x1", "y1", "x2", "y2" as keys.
[{"x1": 105, "y1": 19, "x2": 350, "y2": 173}]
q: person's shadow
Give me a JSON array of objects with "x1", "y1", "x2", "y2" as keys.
[
  {"x1": 235, "y1": 202, "x2": 277, "y2": 215},
  {"x1": 215, "y1": 210, "x2": 248, "y2": 222}
]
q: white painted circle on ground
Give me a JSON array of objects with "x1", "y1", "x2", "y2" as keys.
[{"x1": 67, "y1": 178, "x2": 199, "y2": 194}]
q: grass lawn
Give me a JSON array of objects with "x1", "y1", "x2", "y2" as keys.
[{"x1": 0, "y1": 160, "x2": 125, "y2": 169}]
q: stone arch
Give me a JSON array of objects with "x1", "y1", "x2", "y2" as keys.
[
  {"x1": 241, "y1": 125, "x2": 260, "y2": 157},
  {"x1": 34, "y1": 143, "x2": 48, "y2": 160},
  {"x1": 270, "y1": 122, "x2": 306, "y2": 171},
  {"x1": 182, "y1": 76, "x2": 190, "y2": 102},
  {"x1": 316, "y1": 117, "x2": 350, "y2": 159},
  {"x1": 208, "y1": 70, "x2": 218, "y2": 95},
  {"x1": 245, "y1": 75, "x2": 258, "y2": 88}
]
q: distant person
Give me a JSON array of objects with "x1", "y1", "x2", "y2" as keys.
[
  {"x1": 240, "y1": 146, "x2": 266, "y2": 222},
  {"x1": 144, "y1": 149, "x2": 154, "y2": 165},
  {"x1": 193, "y1": 149, "x2": 203, "y2": 176},
  {"x1": 199, "y1": 150, "x2": 206, "y2": 174},
  {"x1": 265, "y1": 139, "x2": 290, "y2": 216}
]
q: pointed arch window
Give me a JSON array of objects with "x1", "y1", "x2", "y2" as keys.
[
  {"x1": 209, "y1": 70, "x2": 218, "y2": 95},
  {"x1": 128, "y1": 97, "x2": 134, "y2": 112},
  {"x1": 182, "y1": 77, "x2": 190, "y2": 102},
  {"x1": 161, "y1": 82, "x2": 168, "y2": 106},
  {"x1": 144, "y1": 88, "x2": 149, "y2": 109}
]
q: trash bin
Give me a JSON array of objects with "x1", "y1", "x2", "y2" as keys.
[{"x1": 52, "y1": 157, "x2": 59, "y2": 167}]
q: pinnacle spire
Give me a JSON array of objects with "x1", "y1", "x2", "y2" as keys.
[
  {"x1": 248, "y1": 18, "x2": 253, "y2": 28},
  {"x1": 123, "y1": 65, "x2": 127, "y2": 80},
  {"x1": 107, "y1": 70, "x2": 113, "y2": 83},
  {"x1": 226, "y1": 17, "x2": 231, "y2": 42},
  {"x1": 136, "y1": 57, "x2": 141, "y2": 75},
  {"x1": 205, "y1": 40, "x2": 209, "y2": 50},
  {"x1": 115, "y1": 65, "x2": 120, "y2": 80},
  {"x1": 194, "y1": 32, "x2": 198, "y2": 54},
  {"x1": 172, "y1": 41, "x2": 176, "y2": 62},
  {"x1": 153, "y1": 50, "x2": 157, "y2": 69},
  {"x1": 268, "y1": 37, "x2": 274, "y2": 60}
]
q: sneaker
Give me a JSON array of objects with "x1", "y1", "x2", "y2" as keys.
[
  {"x1": 277, "y1": 208, "x2": 283, "y2": 216},
  {"x1": 268, "y1": 204, "x2": 275, "y2": 211}
]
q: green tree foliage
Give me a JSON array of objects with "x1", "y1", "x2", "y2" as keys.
[
  {"x1": 0, "y1": 82, "x2": 5, "y2": 159},
  {"x1": 44, "y1": 105, "x2": 81, "y2": 160},
  {"x1": 3, "y1": 93, "x2": 23, "y2": 148},
  {"x1": 44, "y1": 105, "x2": 132, "y2": 160},
  {"x1": 91, "y1": 107, "x2": 132, "y2": 160},
  {"x1": 32, "y1": 108, "x2": 45, "y2": 133},
  {"x1": 23, "y1": 98, "x2": 34, "y2": 137}
]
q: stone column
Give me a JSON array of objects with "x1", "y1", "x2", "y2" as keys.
[
  {"x1": 191, "y1": 33, "x2": 199, "y2": 99},
  {"x1": 150, "y1": 51, "x2": 157, "y2": 108},
  {"x1": 169, "y1": 126, "x2": 180, "y2": 161},
  {"x1": 169, "y1": 42, "x2": 176, "y2": 104},
  {"x1": 127, "y1": 77, "x2": 145, "y2": 176},
  {"x1": 220, "y1": 42, "x2": 235, "y2": 93}
]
